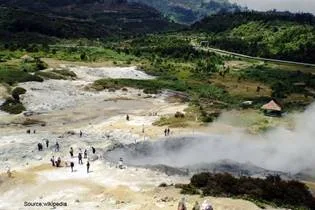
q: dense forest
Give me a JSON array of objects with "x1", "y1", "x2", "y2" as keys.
[
  {"x1": 193, "y1": 11, "x2": 315, "y2": 63},
  {"x1": 0, "y1": 0, "x2": 179, "y2": 43}
]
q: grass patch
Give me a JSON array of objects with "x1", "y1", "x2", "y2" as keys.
[
  {"x1": 35, "y1": 71, "x2": 66, "y2": 80},
  {"x1": 22, "y1": 118, "x2": 46, "y2": 126},
  {"x1": 0, "y1": 66, "x2": 43, "y2": 85},
  {"x1": 51, "y1": 69, "x2": 76, "y2": 78},
  {"x1": 153, "y1": 116, "x2": 189, "y2": 128},
  {"x1": 0, "y1": 97, "x2": 26, "y2": 114}
]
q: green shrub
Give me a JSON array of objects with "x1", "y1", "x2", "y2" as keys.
[
  {"x1": 0, "y1": 97, "x2": 26, "y2": 114},
  {"x1": 11, "y1": 87, "x2": 26, "y2": 101},
  {"x1": 181, "y1": 173, "x2": 315, "y2": 209}
]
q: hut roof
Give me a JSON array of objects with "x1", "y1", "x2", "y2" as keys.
[{"x1": 261, "y1": 100, "x2": 282, "y2": 111}]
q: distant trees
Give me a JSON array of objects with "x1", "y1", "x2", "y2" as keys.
[{"x1": 193, "y1": 11, "x2": 315, "y2": 63}]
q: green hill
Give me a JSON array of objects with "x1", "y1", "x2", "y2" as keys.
[
  {"x1": 128, "y1": 0, "x2": 241, "y2": 24},
  {"x1": 192, "y1": 11, "x2": 315, "y2": 63},
  {"x1": 0, "y1": 0, "x2": 179, "y2": 43}
]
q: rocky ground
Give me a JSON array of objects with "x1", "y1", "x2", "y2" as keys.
[{"x1": 0, "y1": 64, "x2": 300, "y2": 210}]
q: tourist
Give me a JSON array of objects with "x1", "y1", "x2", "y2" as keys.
[
  {"x1": 80, "y1": 130, "x2": 83, "y2": 138},
  {"x1": 78, "y1": 152, "x2": 83, "y2": 165},
  {"x1": 37, "y1": 143, "x2": 43, "y2": 151},
  {"x1": 126, "y1": 114, "x2": 130, "y2": 121},
  {"x1": 55, "y1": 141, "x2": 60, "y2": 152},
  {"x1": 45, "y1": 139, "x2": 49, "y2": 148},
  {"x1": 118, "y1": 157, "x2": 124, "y2": 169},
  {"x1": 92, "y1": 146, "x2": 96, "y2": 154},
  {"x1": 201, "y1": 200, "x2": 213, "y2": 210},
  {"x1": 177, "y1": 197, "x2": 187, "y2": 210},
  {"x1": 84, "y1": 149, "x2": 87, "y2": 159},
  {"x1": 56, "y1": 157, "x2": 61, "y2": 167},
  {"x1": 50, "y1": 156, "x2": 55, "y2": 167},
  {"x1": 69, "y1": 147, "x2": 74, "y2": 158},
  {"x1": 192, "y1": 201, "x2": 200, "y2": 210},
  {"x1": 164, "y1": 128, "x2": 167, "y2": 136},
  {"x1": 70, "y1": 162, "x2": 74, "y2": 172},
  {"x1": 86, "y1": 161, "x2": 90, "y2": 173}
]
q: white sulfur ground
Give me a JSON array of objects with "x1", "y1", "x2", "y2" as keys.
[{"x1": 0, "y1": 65, "x2": 281, "y2": 210}]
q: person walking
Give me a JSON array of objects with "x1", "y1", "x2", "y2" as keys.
[
  {"x1": 70, "y1": 162, "x2": 74, "y2": 172},
  {"x1": 86, "y1": 161, "x2": 90, "y2": 173}
]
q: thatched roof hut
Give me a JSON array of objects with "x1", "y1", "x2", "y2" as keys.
[{"x1": 261, "y1": 100, "x2": 282, "y2": 116}]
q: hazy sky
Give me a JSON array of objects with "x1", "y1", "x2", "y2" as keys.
[{"x1": 231, "y1": 0, "x2": 315, "y2": 14}]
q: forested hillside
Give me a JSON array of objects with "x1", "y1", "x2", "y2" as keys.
[
  {"x1": 129, "y1": 0, "x2": 241, "y2": 24},
  {"x1": 192, "y1": 11, "x2": 315, "y2": 63},
  {"x1": 0, "y1": 0, "x2": 179, "y2": 43}
]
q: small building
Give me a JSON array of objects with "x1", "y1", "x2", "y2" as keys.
[{"x1": 261, "y1": 100, "x2": 282, "y2": 117}]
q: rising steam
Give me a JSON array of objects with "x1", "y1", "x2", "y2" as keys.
[{"x1": 107, "y1": 104, "x2": 315, "y2": 174}]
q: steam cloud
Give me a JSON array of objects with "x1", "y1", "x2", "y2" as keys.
[
  {"x1": 108, "y1": 104, "x2": 315, "y2": 174},
  {"x1": 230, "y1": 0, "x2": 315, "y2": 14}
]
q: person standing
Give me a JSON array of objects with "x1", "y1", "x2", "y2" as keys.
[
  {"x1": 126, "y1": 114, "x2": 130, "y2": 121},
  {"x1": 84, "y1": 149, "x2": 87, "y2": 159},
  {"x1": 167, "y1": 128, "x2": 170, "y2": 136},
  {"x1": 57, "y1": 157, "x2": 61, "y2": 167},
  {"x1": 86, "y1": 161, "x2": 90, "y2": 173},
  {"x1": 78, "y1": 152, "x2": 83, "y2": 165},
  {"x1": 164, "y1": 129, "x2": 167, "y2": 136},
  {"x1": 55, "y1": 141, "x2": 59, "y2": 152},
  {"x1": 79, "y1": 130, "x2": 83, "y2": 138},
  {"x1": 69, "y1": 147, "x2": 74, "y2": 158},
  {"x1": 92, "y1": 147, "x2": 96, "y2": 154},
  {"x1": 192, "y1": 201, "x2": 200, "y2": 210},
  {"x1": 50, "y1": 156, "x2": 55, "y2": 167},
  {"x1": 45, "y1": 139, "x2": 49, "y2": 148},
  {"x1": 70, "y1": 162, "x2": 74, "y2": 172},
  {"x1": 177, "y1": 197, "x2": 187, "y2": 210},
  {"x1": 118, "y1": 157, "x2": 124, "y2": 169}
]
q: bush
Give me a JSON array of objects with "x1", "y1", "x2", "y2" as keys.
[
  {"x1": 181, "y1": 173, "x2": 315, "y2": 209},
  {"x1": 0, "y1": 97, "x2": 26, "y2": 114},
  {"x1": 11, "y1": 87, "x2": 26, "y2": 101},
  {"x1": 174, "y1": 111, "x2": 185, "y2": 118}
]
